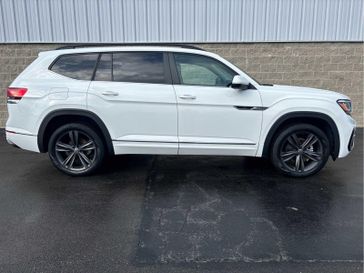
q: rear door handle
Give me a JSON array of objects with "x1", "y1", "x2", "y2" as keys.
[
  {"x1": 102, "y1": 91, "x2": 119, "y2": 96},
  {"x1": 179, "y1": 94, "x2": 196, "y2": 100}
]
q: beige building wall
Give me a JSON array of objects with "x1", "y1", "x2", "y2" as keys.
[{"x1": 0, "y1": 43, "x2": 363, "y2": 127}]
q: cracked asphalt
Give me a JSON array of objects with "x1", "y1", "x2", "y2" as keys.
[{"x1": 0, "y1": 129, "x2": 362, "y2": 273}]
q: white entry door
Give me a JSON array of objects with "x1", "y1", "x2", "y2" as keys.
[
  {"x1": 171, "y1": 52, "x2": 263, "y2": 156},
  {"x1": 87, "y1": 51, "x2": 178, "y2": 155}
]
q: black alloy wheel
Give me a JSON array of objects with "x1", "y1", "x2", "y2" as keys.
[
  {"x1": 271, "y1": 124, "x2": 330, "y2": 177},
  {"x1": 48, "y1": 123, "x2": 105, "y2": 176}
]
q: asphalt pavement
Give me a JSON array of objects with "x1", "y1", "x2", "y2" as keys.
[{"x1": 0, "y1": 129, "x2": 362, "y2": 273}]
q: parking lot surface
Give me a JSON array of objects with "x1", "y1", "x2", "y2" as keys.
[{"x1": 0, "y1": 129, "x2": 362, "y2": 273}]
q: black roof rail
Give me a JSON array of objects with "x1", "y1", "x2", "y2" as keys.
[{"x1": 56, "y1": 43, "x2": 205, "y2": 51}]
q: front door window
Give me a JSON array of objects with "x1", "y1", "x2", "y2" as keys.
[{"x1": 173, "y1": 53, "x2": 236, "y2": 87}]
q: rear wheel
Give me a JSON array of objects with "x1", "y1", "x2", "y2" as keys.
[
  {"x1": 48, "y1": 123, "x2": 105, "y2": 176},
  {"x1": 271, "y1": 124, "x2": 330, "y2": 177}
]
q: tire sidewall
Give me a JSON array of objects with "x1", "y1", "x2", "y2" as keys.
[
  {"x1": 48, "y1": 123, "x2": 105, "y2": 176},
  {"x1": 271, "y1": 124, "x2": 330, "y2": 177}
]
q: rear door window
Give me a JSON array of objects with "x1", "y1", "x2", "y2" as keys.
[
  {"x1": 50, "y1": 53, "x2": 99, "y2": 80},
  {"x1": 93, "y1": 52, "x2": 166, "y2": 84},
  {"x1": 113, "y1": 52, "x2": 165, "y2": 84}
]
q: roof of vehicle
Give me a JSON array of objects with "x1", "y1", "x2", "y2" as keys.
[
  {"x1": 39, "y1": 44, "x2": 209, "y2": 57},
  {"x1": 56, "y1": 44, "x2": 205, "y2": 51}
]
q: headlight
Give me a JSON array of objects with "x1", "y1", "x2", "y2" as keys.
[{"x1": 337, "y1": 99, "x2": 352, "y2": 115}]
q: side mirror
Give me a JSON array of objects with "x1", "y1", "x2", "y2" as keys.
[{"x1": 231, "y1": 75, "x2": 250, "y2": 90}]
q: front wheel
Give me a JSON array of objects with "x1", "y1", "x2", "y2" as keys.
[
  {"x1": 48, "y1": 123, "x2": 105, "y2": 176},
  {"x1": 271, "y1": 124, "x2": 330, "y2": 177}
]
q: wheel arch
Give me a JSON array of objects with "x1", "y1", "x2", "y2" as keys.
[
  {"x1": 37, "y1": 109, "x2": 114, "y2": 155},
  {"x1": 262, "y1": 111, "x2": 340, "y2": 160}
]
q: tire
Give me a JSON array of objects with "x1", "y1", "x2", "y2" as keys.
[
  {"x1": 48, "y1": 123, "x2": 105, "y2": 176},
  {"x1": 270, "y1": 123, "x2": 330, "y2": 177}
]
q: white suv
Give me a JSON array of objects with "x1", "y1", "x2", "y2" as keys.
[{"x1": 6, "y1": 45, "x2": 356, "y2": 177}]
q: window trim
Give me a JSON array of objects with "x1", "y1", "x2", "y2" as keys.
[
  {"x1": 91, "y1": 52, "x2": 112, "y2": 82},
  {"x1": 168, "y1": 52, "x2": 180, "y2": 84},
  {"x1": 169, "y1": 52, "x2": 239, "y2": 87},
  {"x1": 91, "y1": 53, "x2": 102, "y2": 80}
]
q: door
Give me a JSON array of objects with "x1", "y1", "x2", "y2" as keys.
[
  {"x1": 171, "y1": 52, "x2": 263, "y2": 156},
  {"x1": 87, "y1": 51, "x2": 178, "y2": 155}
]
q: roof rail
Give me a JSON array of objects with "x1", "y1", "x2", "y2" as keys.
[{"x1": 56, "y1": 43, "x2": 205, "y2": 51}]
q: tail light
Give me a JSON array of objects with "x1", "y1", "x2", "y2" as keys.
[{"x1": 7, "y1": 87, "x2": 28, "y2": 100}]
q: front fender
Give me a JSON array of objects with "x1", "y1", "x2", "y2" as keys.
[{"x1": 257, "y1": 98, "x2": 342, "y2": 159}]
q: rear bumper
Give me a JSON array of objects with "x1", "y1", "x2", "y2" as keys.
[{"x1": 5, "y1": 129, "x2": 40, "y2": 153}]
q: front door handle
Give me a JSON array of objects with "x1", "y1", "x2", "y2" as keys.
[
  {"x1": 179, "y1": 94, "x2": 196, "y2": 100},
  {"x1": 102, "y1": 91, "x2": 119, "y2": 96}
]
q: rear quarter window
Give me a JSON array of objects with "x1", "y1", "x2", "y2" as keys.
[{"x1": 50, "y1": 53, "x2": 99, "y2": 80}]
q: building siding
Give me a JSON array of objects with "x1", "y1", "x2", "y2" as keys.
[{"x1": 0, "y1": 0, "x2": 363, "y2": 43}]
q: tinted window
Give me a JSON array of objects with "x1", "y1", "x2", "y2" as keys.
[
  {"x1": 51, "y1": 53, "x2": 98, "y2": 80},
  {"x1": 174, "y1": 53, "x2": 236, "y2": 87},
  {"x1": 94, "y1": 53, "x2": 112, "y2": 81},
  {"x1": 112, "y1": 52, "x2": 165, "y2": 84}
]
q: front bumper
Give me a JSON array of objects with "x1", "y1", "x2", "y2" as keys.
[
  {"x1": 337, "y1": 114, "x2": 356, "y2": 158},
  {"x1": 348, "y1": 128, "x2": 356, "y2": 152}
]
